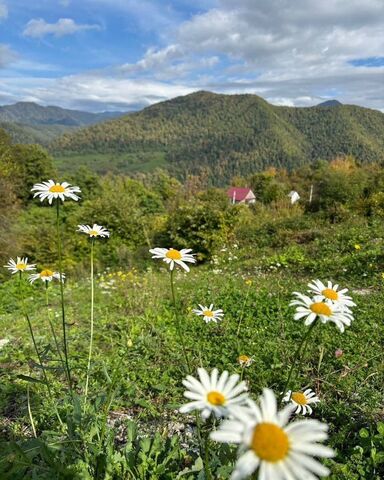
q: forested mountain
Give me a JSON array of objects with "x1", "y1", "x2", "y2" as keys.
[
  {"x1": 0, "y1": 102, "x2": 124, "y2": 126},
  {"x1": 0, "y1": 121, "x2": 76, "y2": 146},
  {"x1": 52, "y1": 91, "x2": 384, "y2": 184},
  {"x1": 0, "y1": 102, "x2": 126, "y2": 145}
]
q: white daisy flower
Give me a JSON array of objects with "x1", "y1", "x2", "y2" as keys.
[
  {"x1": 4, "y1": 257, "x2": 36, "y2": 275},
  {"x1": 29, "y1": 269, "x2": 65, "y2": 284},
  {"x1": 179, "y1": 367, "x2": 249, "y2": 419},
  {"x1": 238, "y1": 355, "x2": 253, "y2": 368},
  {"x1": 307, "y1": 280, "x2": 356, "y2": 309},
  {"x1": 290, "y1": 292, "x2": 354, "y2": 332},
  {"x1": 77, "y1": 224, "x2": 110, "y2": 238},
  {"x1": 149, "y1": 247, "x2": 196, "y2": 272},
  {"x1": 283, "y1": 389, "x2": 320, "y2": 415},
  {"x1": 211, "y1": 388, "x2": 335, "y2": 480},
  {"x1": 0, "y1": 338, "x2": 10, "y2": 350},
  {"x1": 31, "y1": 180, "x2": 81, "y2": 204},
  {"x1": 192, "y1": 304, "x2": 224, "y2": 323}
]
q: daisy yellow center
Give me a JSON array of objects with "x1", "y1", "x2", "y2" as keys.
[
  {"x1": 89, "y1": 230, "x2": 99, "y2": 236},
  {"x1": 207, "y1": 391, "x2": 226, "y2": 406},
  {"x1": 310, "y1": 302, "x2": 332, "y2": 316},
  {"x1": 166, "y1": 249, "x2": 182, "y2": 260},
  {"x1": 291, "y1": 392, "x2": 307, "y2": 405},
  {"x1": 322, "y1": 288, "x2": 338, "y2": 301},
  {"x1": 203, "y1": 310, "x2": 214, "y2": 317},
  {"x1": 251, "y1": 423, "x2": 290, "y2": 462},
  {"x1": 40, "y1": 269, "x2": 53, "y2": 278},
  {"x1": 16, "y1": 263, "x2": 27, "y2": 270},
  {"x1": 239, "y1": 355, "x2": 250, "y2": 363},
  {"x1": 49, "y1": 184, "x2": 66, "y2": 193}
]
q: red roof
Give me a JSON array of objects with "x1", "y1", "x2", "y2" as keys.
[{"x1": 227, "y1": 187, "x2": 254, "y2": 201}]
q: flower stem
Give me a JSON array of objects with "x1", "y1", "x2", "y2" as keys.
[
  {"x1": 236, "y1": 283, "x2": 251, "y2": 337},
  {"x1": 84, "y1": 238, "x2": 95, "y2": 408},
  {"x1": 27, "y1": 381, "x2": 37, "y2": 438},
  {"x1": 279, "y1": 321, "x2": 317, "y2": 406},
  {"x1": 19, "y1": 273, "x2": 51, "y2": 391},
  {"x1": 45, "y1": 284, "x2": 65, "y2": 375},
  {"x1": 56, "y1": 200, "x2": 73, "y2": 394},
  {"x1": 19, "y1": 274, "x2": 63, "y2": 426},
  {"x1": 169, "y1": 269, "x2": 191, "y2": 373}
]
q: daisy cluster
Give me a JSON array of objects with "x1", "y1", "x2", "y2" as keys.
[
  {"x1": 4, "y1": 181, "x2": 111, "y2": 286},
  {"x1": 180, "y1": 368, "x2": 333, "y2": 480},
  {"x1": 291, "y1": 279, "x2": 356, "y2": 332},
  {"x1": 150, "y1": 247, "x2": 355, "y2": 479}
]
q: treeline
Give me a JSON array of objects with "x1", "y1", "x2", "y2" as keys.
[
  {"x1": 52, "y1": 91, "x2": 384, "y2": 184},
  {"x1": 2, "y1": 126, "x2": 384, "y2": 277}
]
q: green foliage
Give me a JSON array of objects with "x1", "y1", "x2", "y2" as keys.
[
  {"x1": 160, "y1": 192, "x2": 237, "y2": 259},
  {"x1": 52, "y1": 91, "x2": 384, "y2": 184}
]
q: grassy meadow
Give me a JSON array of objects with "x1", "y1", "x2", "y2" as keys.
[
  {"x1": 1, "y1": 145, "x2": 384, "y2": 479},
  {"x1": 1, "y1": 227, "x2": 383, "y2": 479}
]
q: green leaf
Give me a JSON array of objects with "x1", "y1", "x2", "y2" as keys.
[{"x1": 16, "y1": 374, "x2": 46, "y2": 385}]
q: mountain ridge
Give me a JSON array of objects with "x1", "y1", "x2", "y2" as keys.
[
  {"x1": 0, "y1": 101, "x2": 125, "y2": 127},
  {"x1": 51, "y1": 91, "x2": 384, "y2": 183}
]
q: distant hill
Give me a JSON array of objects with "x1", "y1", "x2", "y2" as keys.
[
  {"x1": 0, "y1": 122, "x2": 76, "y2": 146},
  {"x1": 52, "y1": 91, "x2": 384, "y2": 183},
  {"x1": 0, "y1": 102, "x2": 126, "y2": 145},
  {"x1": 317, "y1": 100, "x2": 343, "y2": 107},
  {"x1": 0, "y1": 102, "x2": 125, "y2": 126}
]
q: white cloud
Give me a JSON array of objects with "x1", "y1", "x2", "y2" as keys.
[
  {"x1": 116, "y1": 0, "x2": 384, "y2": 110},
  {"x1": 0, "y1": 44, "x2": 17, "y2": 68},
  {"x1": 0, "y1": 73, "x2": 194, "y2": 111},
  {"x1": 3, "y1": 0, "x2": 384, "y2": 111},
  {"x1": 0, "y1": 1, "x2": 7, "y2": 20},
  {"x1": 23, "y1": 18, "x2": 101, "y2": 38}
]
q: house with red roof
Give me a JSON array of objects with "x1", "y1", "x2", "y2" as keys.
[{"x1": 227, "y1": 187, "x2": 256, "y2": 205}]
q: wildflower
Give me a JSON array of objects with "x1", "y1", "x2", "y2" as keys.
[
  {"x1": 283, "y1": 389, "x2": 320, "y2": 415},
  {"x1": 290, "y1": 293, "x2": 354, "y2": 332},
  {"x1": 238, "y1": 355, "x2": 253, "y2": 367},
  {"x1": 179, "y1": 368, "x2": 248, "y2": 419},
  {"x1": 77, "y1": 224, "x2": 110, "y2": 238},
  {"x1": 31, "y1": 180, "x2": 81, "y2": 204},
  {"x1": 192, "y1": 304, "x2": 224, "y2": 323},
  {"x1": 4, "y1": 257, "x2": 36, "y2": 275},
  {"x1": 307, "y1": 280, "x2": 355, "y2": 309},
  {"x1": 354, "y1": 244, "x2": 361, "y2": 250},
  {"x1": 29, "y1": 269, "x2": 65, "y2": 283},
  {"x1": 0, "y1": 339, "x2": 10, "y2": 349},
  {"x1": 211, "y1": 388, "x2": 334, "y2": 480},
  {"x1": 245, "y1": 279, "x2": 252, "y2": 286},
  {"x1": 149, "y1": 247, "x2": 196, "y2": 272},
  {"x1": 335, "y1": 348, "x2": 343, "y2": 358}
]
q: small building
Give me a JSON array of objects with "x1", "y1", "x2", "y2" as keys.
[
  {"x1": 288, "y1": 190, "x2": 300, "y2": 204},
  {"x1": 227, "y1": 187, "x2": 256, "y2": 205}
]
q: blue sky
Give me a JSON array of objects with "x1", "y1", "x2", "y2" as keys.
[{"x1": 0, "y1": 0, "x2": 383, "y2": 111}]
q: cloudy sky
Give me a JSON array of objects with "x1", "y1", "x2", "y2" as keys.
[{"x1": 0, "y1": 0, "x2": 383, "y2": 112}]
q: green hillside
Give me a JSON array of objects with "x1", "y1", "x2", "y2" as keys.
[
  {"x1": 0, "y1": 121, "x2": 76, "y2": 146},
  {"x1": 52, "y1": 91, "x2": 384, "y2": 183}
]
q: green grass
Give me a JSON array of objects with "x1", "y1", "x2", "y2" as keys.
[
  {"x1": 54, "y1": 151, "x2": 169, "y2": 175},
  {"x1": 0, "y1": 257, "x2": 383, "y2": 478}
]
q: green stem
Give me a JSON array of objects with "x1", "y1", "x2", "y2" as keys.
[
  {"x1": 195, "y1": 414, "x2": 212, "y2": 480},
  {"x1": 45, "y1": 284, "x2": 65, "y2": 374},
  {"x1": 19, "y1": 274, "x2": 63, "y2": 426},
  {"x1": 19, "y1": 273, "x2": 51, "y2": 391},
  {"x1": 236, "y1": 283, "x2": 251, "y2": 337},
  {"x1": 169, "y1": 269, "x2": 191, "y2": 373},
  {"x1": 84, "y1": 238, "x2": 95, "y2": 408},
  {"x1": 27, "y1": 381, "x2": 37, "y2": 438},
  {"x1": 279, "y1": 321, "x2": 317, "y2": 406},
  {"x1": 56, "y1": 200, "x2": 73, "y2": 393}
]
